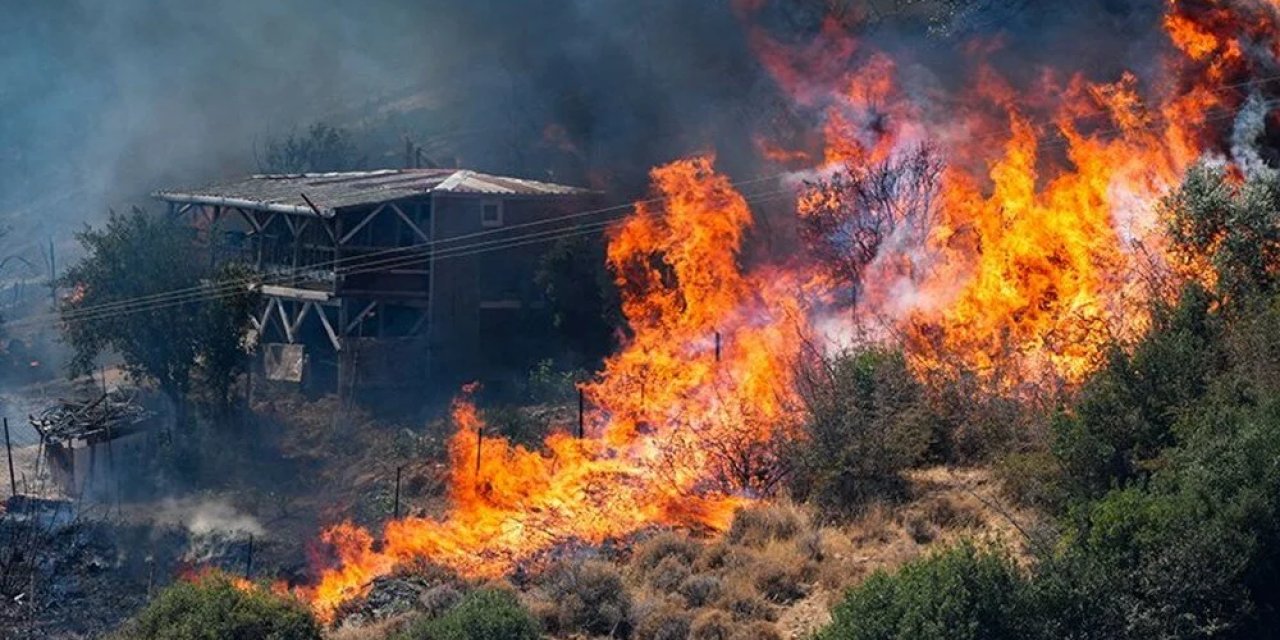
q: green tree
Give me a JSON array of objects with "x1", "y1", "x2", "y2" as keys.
[
  {"x1": 59, "y1": 209, "x2": 258, "y2": 412},
  {"x1": 535, "y1": 234, "x2": 618, "y2": 367},
  {"x1": 1165, "y1": 163, "x2": 1280, "y2": 304},
  {"x1": 261, "y1": 122, "x2": 363, "y2": 174},
  {"x1": 113, "y1": 572, "x2": 320, "y2": 640}
]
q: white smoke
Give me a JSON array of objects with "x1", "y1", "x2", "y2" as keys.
[
  {"x1": 1231, "y1": 91, "x2": 1277, "y2": 180},
  {"x1": 158, "y1": 498, "x2": 265, "y2": 537}
]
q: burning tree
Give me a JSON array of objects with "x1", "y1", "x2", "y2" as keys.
[{"x1": 797, "y1": 144, "x2": 944, "y2": 308}]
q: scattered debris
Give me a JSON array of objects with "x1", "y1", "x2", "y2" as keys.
[{"x1": 28, "y1": 391, "x2": 152, "y2": 446}]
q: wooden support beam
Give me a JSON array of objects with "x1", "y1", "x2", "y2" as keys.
[
  {"x1": 340, "y1": 204, "x2": 386, "y2": 245},
  {"x1": 277, "y1": 300, "x2": 295, "y2": 343},
  {"x1": 258, "y1": 298, "x2": 277, "y2": 337},
  {"x1": 287, "y1": 301, "x2": 311, "y2": 339},
  {"x1": 237, "y1": 207, "x2": 263, "y2": 233},
  {"x1": 314, "y1": 303, "x2": 342, "y2": 351},
  {"x1": 389, "y1": 203, "x2": 430, "y2": 243},
  {"x1": 408, "y1": 307, "x2": 430, "y2": 336},
  {"x1": 344, "y1": 301, "x2": 378, "y2": 334}
]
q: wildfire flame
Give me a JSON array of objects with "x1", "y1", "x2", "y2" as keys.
[
  {"x1": 293, "y1": 0, "x2": 1280, "y2": 619},
  {"x1": 305, "y1": 157, "x2": 811, "y2": 620}
]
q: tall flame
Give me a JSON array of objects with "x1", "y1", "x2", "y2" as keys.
[{"x1": 305, "y1": 157, "x2": 810, "y2": 620}]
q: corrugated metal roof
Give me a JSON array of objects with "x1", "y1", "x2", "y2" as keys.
[{"x1": 152, "y1": 169, "x2": 592, "y2": 217}]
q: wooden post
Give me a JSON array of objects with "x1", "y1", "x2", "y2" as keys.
[
  {"x1": 245, "y1": 534, "x2": 254, "y2": 578},
  {"x1": 3, "y1": 418, "x2": 15, "y2": 498},
  {"x1": 577, "y1": 387, "x2": 585, "y2": 439},
  {"x1": 474, "y1": 425, "x2": 483, "y2": 481},
  {"x1": 393, "y1": 465, "x2": 403, "y2": 520},
  {"x1": 714, "y1": 331, "x2": 721, "y2": 362}
]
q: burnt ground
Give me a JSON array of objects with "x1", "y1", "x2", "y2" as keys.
[{"x1": 0, "y1": 386, "x2": 454, "y2": 639}]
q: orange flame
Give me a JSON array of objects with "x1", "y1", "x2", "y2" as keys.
[
  {"x1": 769, "y1": 0, "x2": 1279, "y2": 387},
  {"x1": 304, "y1": 157, "x2": 810, "y2": 621}
]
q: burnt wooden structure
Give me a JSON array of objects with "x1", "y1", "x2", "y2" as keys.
[{"x1": 152, "y1": 169, "x2": 595, "y2": 393}]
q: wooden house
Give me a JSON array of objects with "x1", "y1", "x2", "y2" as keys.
[{"x1": 152, "y1": 169, "x2": 597, "y2": 394}]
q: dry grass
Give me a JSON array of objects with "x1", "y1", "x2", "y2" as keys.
[
  {"x1": 631, "y1": 531, "x2": 703, "y2": 574},
  {"x1": 631, "y1": 595, "x2": 692, "y2": 640},
  {"x1": 531, "y1": 559, "x2": 631, "y2": 637},
  {"x1": 690, "y1": 609, "x2": 735, "y2": 640},
  {"x1": 326, "y1": 613, "x2": 412, "y2": 640},
  {"x1": 322, "y1": 466, "x2": 1040, "y2": 639}
]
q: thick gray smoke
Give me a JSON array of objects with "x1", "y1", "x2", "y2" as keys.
[
  {"x1": 0, "y1": 1, "x2": 771, "y2": 253},
  {"x1": 0, "y1": 0, "x2": 1218, "y2": 262}
]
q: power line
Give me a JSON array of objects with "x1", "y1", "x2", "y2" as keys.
[
  {"x1": 7, "y1": 188, "x2": 795, "y2": 333},
  {"x1": 49, "y1": 174, "x2": 794, "y2": 323}
]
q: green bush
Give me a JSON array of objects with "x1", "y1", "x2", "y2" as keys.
[
  {"x1": 1054, "y1": 284, "x2": 1222, "y2": 501},
  {"x1": 817, "y1": 543, "x2": 1027, "y2": 640},
  {"x1": 113, "y1": 573, "x2": 320, "y2": 640},
  {"x1": 399, "y1": 588, "x2": 538, "y2": 640},
  {"x1": 790, "y1": 348, "x2": 934, "y2": 512}
]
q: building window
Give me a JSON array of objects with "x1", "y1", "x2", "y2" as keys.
[{"x1": 481, "y1": 200, "x2": 503, "y2": 228}]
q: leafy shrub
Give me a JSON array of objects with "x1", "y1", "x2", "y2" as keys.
[
  {"x1": 817, "y1": 542, "x2": 1027, "y2": 640},
  {"x1": 994, "y1": 450, "x2": 1066, "y2": 511},
  {"x1": 539, "y1": 559, "x2": 631, "y2": 637},
  {"x1": 750, "y1": 550, "x2": 811, "y2": 604},
  {"x1": 1054, "y1": 285, "x2": 1222, "y2": 501},
  {"x1": 399, "y1": 588, "x2": 538, "y2": 640},
  {"x1": 113, "y1": 572, "x2": 320, "y2": 640},
  {"x1": 716, "y1": 582, "x2": 776, "y2": 623},
  {"x1": 790, "y1": 348, "x2": 933, "y2": 511}
]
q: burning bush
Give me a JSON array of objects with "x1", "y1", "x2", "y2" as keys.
[{"x1": 111, "y1": 571, "x2": 320, "y2": 640}]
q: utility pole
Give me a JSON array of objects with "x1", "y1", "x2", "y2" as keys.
[
  {"x1": 46, "y1": 239, "x2": 56, "y2": 310},
  {"x1": 3, "y1": 418, "x2": 14, "y2": 498}
]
